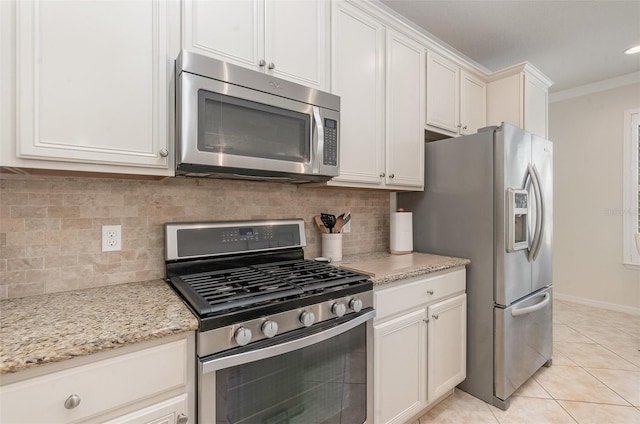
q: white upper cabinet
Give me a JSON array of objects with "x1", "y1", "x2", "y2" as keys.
[
  {"x1": 329, "y1": 1, "x2": 385, "y2": 186},
  {"x1": 426, "y1": 52, "x2": 460, "y2": 134},
  {"x1": 385, "y1": 29, "x2": 425, "y2": 189},
  {"x1": 326, "y1": 1, "x2": 424, "y2": 191},
  {"x1": 3, "y1": 0, "x2": 177, "y2": 176},
  {"x1": 486, "y1": 63, "x2": 552, "y2": 138},
  {"x1": 426, "y1": 51, "x2": 486, "y2": 136},
  {"x1": 460, "y1": 70, "x2": 487, "y2": 135},
  {"x1": 183, "y1": 0, "x2": 329, "y2": 90}
]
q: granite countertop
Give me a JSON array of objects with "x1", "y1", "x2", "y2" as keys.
[
  {"x1": 0, "y1": 280, "x2": 198, "y2": 375},
  {"x1": 339, "y1": 252, "x2": 470, "y2": 285}
]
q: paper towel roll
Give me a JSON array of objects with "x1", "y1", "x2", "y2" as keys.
[{"x1": 390, "y1": 212, "x2": 413, "y2": 254}]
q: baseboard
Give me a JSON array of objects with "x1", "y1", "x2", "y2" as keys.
[{"x1": 554, "y1": 293, "x2": 640, "y2": 316}]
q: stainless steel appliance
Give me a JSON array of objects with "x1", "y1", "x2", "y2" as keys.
[
  {"x1": 164, "y1": 219, "x2": 374, "y2": 423},
  {"x1": 176, "y1": 51, "x2": 340, "y2": 183},
  {"x1": 399, "y1": 123, "x2": 553, "y2": 410}
]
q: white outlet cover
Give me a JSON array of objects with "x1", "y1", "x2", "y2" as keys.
[{"x1": 102, "y1": 225, "x2": 122, "y2": 252}]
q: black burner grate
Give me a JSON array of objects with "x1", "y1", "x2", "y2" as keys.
[{"x1": 173, "y1": 260, "x2": 369, "y2": 316}]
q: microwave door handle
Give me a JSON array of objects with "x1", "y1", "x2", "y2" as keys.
[
  {"x1": 527, "y1": 164, "x2": 543, "y2": 262},
  {"x1": 312, "y1": 106, "x2": 324, "y2": 174}
]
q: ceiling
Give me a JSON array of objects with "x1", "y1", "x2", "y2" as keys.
[{"x1": 378, "y1": 0, "x2": 640, "y2": 92}]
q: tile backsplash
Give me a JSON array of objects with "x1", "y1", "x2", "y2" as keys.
[{"x1": 0, "y1": 174, "x2": 390, "y2": 299}]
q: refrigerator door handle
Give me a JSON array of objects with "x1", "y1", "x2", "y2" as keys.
[
  {"x1": 530, "y1": 164, "x2": 545, "y2": 261},
  {"x1": 527, "y1": 164, "x2": 544, "y2": 262},
  {"x1": 511, "y1": 292, "x2": 550, "y2": 317}
]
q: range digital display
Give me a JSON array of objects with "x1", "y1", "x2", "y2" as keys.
[{"x1": 239, "y1": 228, "x2": 254, "y2": 236}]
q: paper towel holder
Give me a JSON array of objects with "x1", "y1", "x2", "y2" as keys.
[{"x1": 390, "y1": 208, "x2": 413, "y2": 255}]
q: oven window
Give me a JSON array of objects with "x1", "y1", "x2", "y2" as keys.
[
  {"x1": 198, "y1": 90, "x2": 311, "y2": 163},
  {"x1": 215, "y1": 324, "x2": 367, "y2": 424}
]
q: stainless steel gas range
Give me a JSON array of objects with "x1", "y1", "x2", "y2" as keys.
[{"x1": 164, "y1": 219, "x2": 374, "y2": 424}]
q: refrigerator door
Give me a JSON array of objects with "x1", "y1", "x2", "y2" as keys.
[
  {"x1": 494, "y1": 286, "x2": 552, "y2": 402},
  {"x1": 531, "y1": 135, "x2": 553, "y2": 291},
  {"x1": 495, "y1": 124, "x2": 533, "y2": 306}
]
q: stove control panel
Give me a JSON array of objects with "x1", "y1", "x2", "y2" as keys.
[
  {"x1": 166, "y1": 219, "x2": 306, "y2": 261},
  {"x1": 197, "y1": 291, "x2": 374, "y2": 357}
]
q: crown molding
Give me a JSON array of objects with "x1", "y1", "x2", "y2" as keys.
[{"x1": 549, "y1": 72, "x2": 640, "y2": 103}]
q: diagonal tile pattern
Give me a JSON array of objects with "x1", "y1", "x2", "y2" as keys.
[{"x1": 414, "y1": 300, "x2": 640, "y2": 424}]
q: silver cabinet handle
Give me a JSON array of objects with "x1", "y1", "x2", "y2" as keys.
[
  {"x1": 177, "y1": 413, "x2": 189, "y2": 424},
  {"x1": 379, "y1": 172, "x2": 385, "y2": 178},
  {"x1": 268, "y1": 62, "x2": 275, "y2": 70},
  {"x1": 423, "y1": 318, "x2": 429, "y2": 324},
  {"x1": 159, "y1": 148, "x2": 169, "y2": 157},
  {"x1": 259, "y1": 59, "x2": 266, "y2": 67},
  {"x1": 389, "y1": 174, "x2": 395, "y2": 179},
  {"x1": 64, "y1": 394, "x2": 81, "y2": 409},
  {"x1": 462, "y1": 125, "x2": 468, "y2": 130},
  {"x1": 432, "y1": 314, "x2": 439, "y2": 320},
  {"x1": 427, "y1": 289, "x2": 434, "y2": 295}
]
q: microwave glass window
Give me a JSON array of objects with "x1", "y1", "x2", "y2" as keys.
[{"x1": 198, "y1": 91, "x2": 310, "y2": 163}]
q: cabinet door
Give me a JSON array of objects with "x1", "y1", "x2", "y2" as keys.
[
  {"x1": 374, "y1": 309, "x2": 428, "y2": 424},
  {"x1": 427, "y1": 293, "x2": 467, "y2": 401},
  {"x1": 182, "y1": 0, "x2": 264, "y2": 69},
  {"x1": 523, "y1": 74, "x2": 548, "y2": 138},
  {"x1": 426, "y1": 51, "x2": 459, "y2": 134},
  {"x1": 265, "y1": 0, "x2": 329, "y2": 89},
  {"x1": 385, "y1": 30, "x2": 425, "y2": 189},
  {"x1": 104, "y1": 395, "x2": 188, "y2": 424},
  {"x1": 16, "y1": 0, "x2": 172, "y2": 171},
  {"x1": 460, "y1": 71, "x2": 486, "y2": 135},
  {"x1": 330, "y1": 1, "x2": 385, "y2": 186}
]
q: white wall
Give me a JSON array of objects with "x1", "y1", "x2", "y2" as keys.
[{"x1": 549, "y1": 82, "x2": 640, "y2": 313}]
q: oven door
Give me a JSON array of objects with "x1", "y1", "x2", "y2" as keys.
[
  {"x1": 178, "y1": 72, "x2": 340, "y2": 180},
  {"x1": 199, "y1": 310, "x2": 374, "y2": 424}
]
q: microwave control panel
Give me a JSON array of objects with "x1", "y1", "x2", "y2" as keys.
[{"x1": 323, "y1": 119, "x2": 338, "y2": 166}]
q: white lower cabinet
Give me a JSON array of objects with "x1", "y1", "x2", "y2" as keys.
[
  {"x1": 104, "y1": 395, "x2": 188, "y2": 424},
  {"x1": 427, "y1": 293, "x2": 467, "y2": 401},
  {"x1": 0, "y1": 334, "x2": 194, "y2": 424},
  {"x1": 374, "y1": 268, "x2": 467, "y2": 424},
  {"x1": 374, "y1": 308, "x2": 428, "y2": 424}
]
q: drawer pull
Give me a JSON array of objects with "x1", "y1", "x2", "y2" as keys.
[
  {"x1": 427, "y1": 289, "x2": 434, "y2": 295},
  {"x1": 432, "y1": 314, "x2": 439, "y2": 320},
  {"x1": 177, "y1": 413, "x2": 189, "y2": 424},
  {"x1": 64, "y1": 394, "x2": 81, "y2": 409}
]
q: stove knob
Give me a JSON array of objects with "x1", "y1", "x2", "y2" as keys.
[
  {"x1": 331, "y1": 302, "x2": 347, "y2": 317},
  {"x1": 299, "y1": 311, "x2": 316, "y2": 327},
  {"x1": 261, "y1": 320, "x2": 278, "y2": 338},
  {"x1": 234, "y1": 327, "x2": 252, "y2": 346},
  {"x1": 349, "y1": 298, "x2": 363, "y2": 313}
]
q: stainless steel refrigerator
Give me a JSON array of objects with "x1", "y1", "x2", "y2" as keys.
[{"x1": 399, "y1": 122, "x2": 553, "y2": 410}]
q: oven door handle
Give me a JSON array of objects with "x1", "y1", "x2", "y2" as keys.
[{"x1": 201, "y1": 310, "x2": 376, "y2": 374}]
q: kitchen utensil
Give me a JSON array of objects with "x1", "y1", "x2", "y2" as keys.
[
  {"x1": 314, "y1": 215, "x2": 328, "y2": 233},
  {"x1": 320, "y1": 213, "x2": 336, "y2": 233},
  {"x1": 334, "y1": 217, "x2": 345, "y2": 233},
  {"x1": 343, "y1": 212, "x2": 351, "y2": 225}
]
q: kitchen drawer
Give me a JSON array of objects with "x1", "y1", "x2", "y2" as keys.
[
  {"x1": 374, "y1": 268, "x2": 465, "y2": 322},
  {"x1": 0, "y1": 339, "x2": 187, "y2": 423}
]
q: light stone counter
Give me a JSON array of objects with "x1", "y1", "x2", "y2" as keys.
[
  {"x1": 0, "y1": 280, "x2": 198, "y2": 375},
  {"x1": 338, "y1": 252, "x2": 470, "y2": 285}
]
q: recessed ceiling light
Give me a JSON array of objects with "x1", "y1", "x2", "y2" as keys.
[{"x1": 624, "y1": 44, "x2": 640, "y2": 55}]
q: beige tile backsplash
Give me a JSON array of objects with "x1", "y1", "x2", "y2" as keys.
[{"x1": 0, "y1": 174, "x2": 390, "y2": 299}]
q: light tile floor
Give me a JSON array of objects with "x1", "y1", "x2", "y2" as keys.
[{"x1": 414, "y1": 300, "x2": 640, "y2": 423}]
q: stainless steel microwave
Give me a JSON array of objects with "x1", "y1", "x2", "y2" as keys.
[{"x1": 175, "y1": 51, "x2": 340, "y2": 183}]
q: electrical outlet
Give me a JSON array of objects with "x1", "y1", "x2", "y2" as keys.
[{"x1": 102, "y1": 225, "x2": 122, "y2": 252}]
